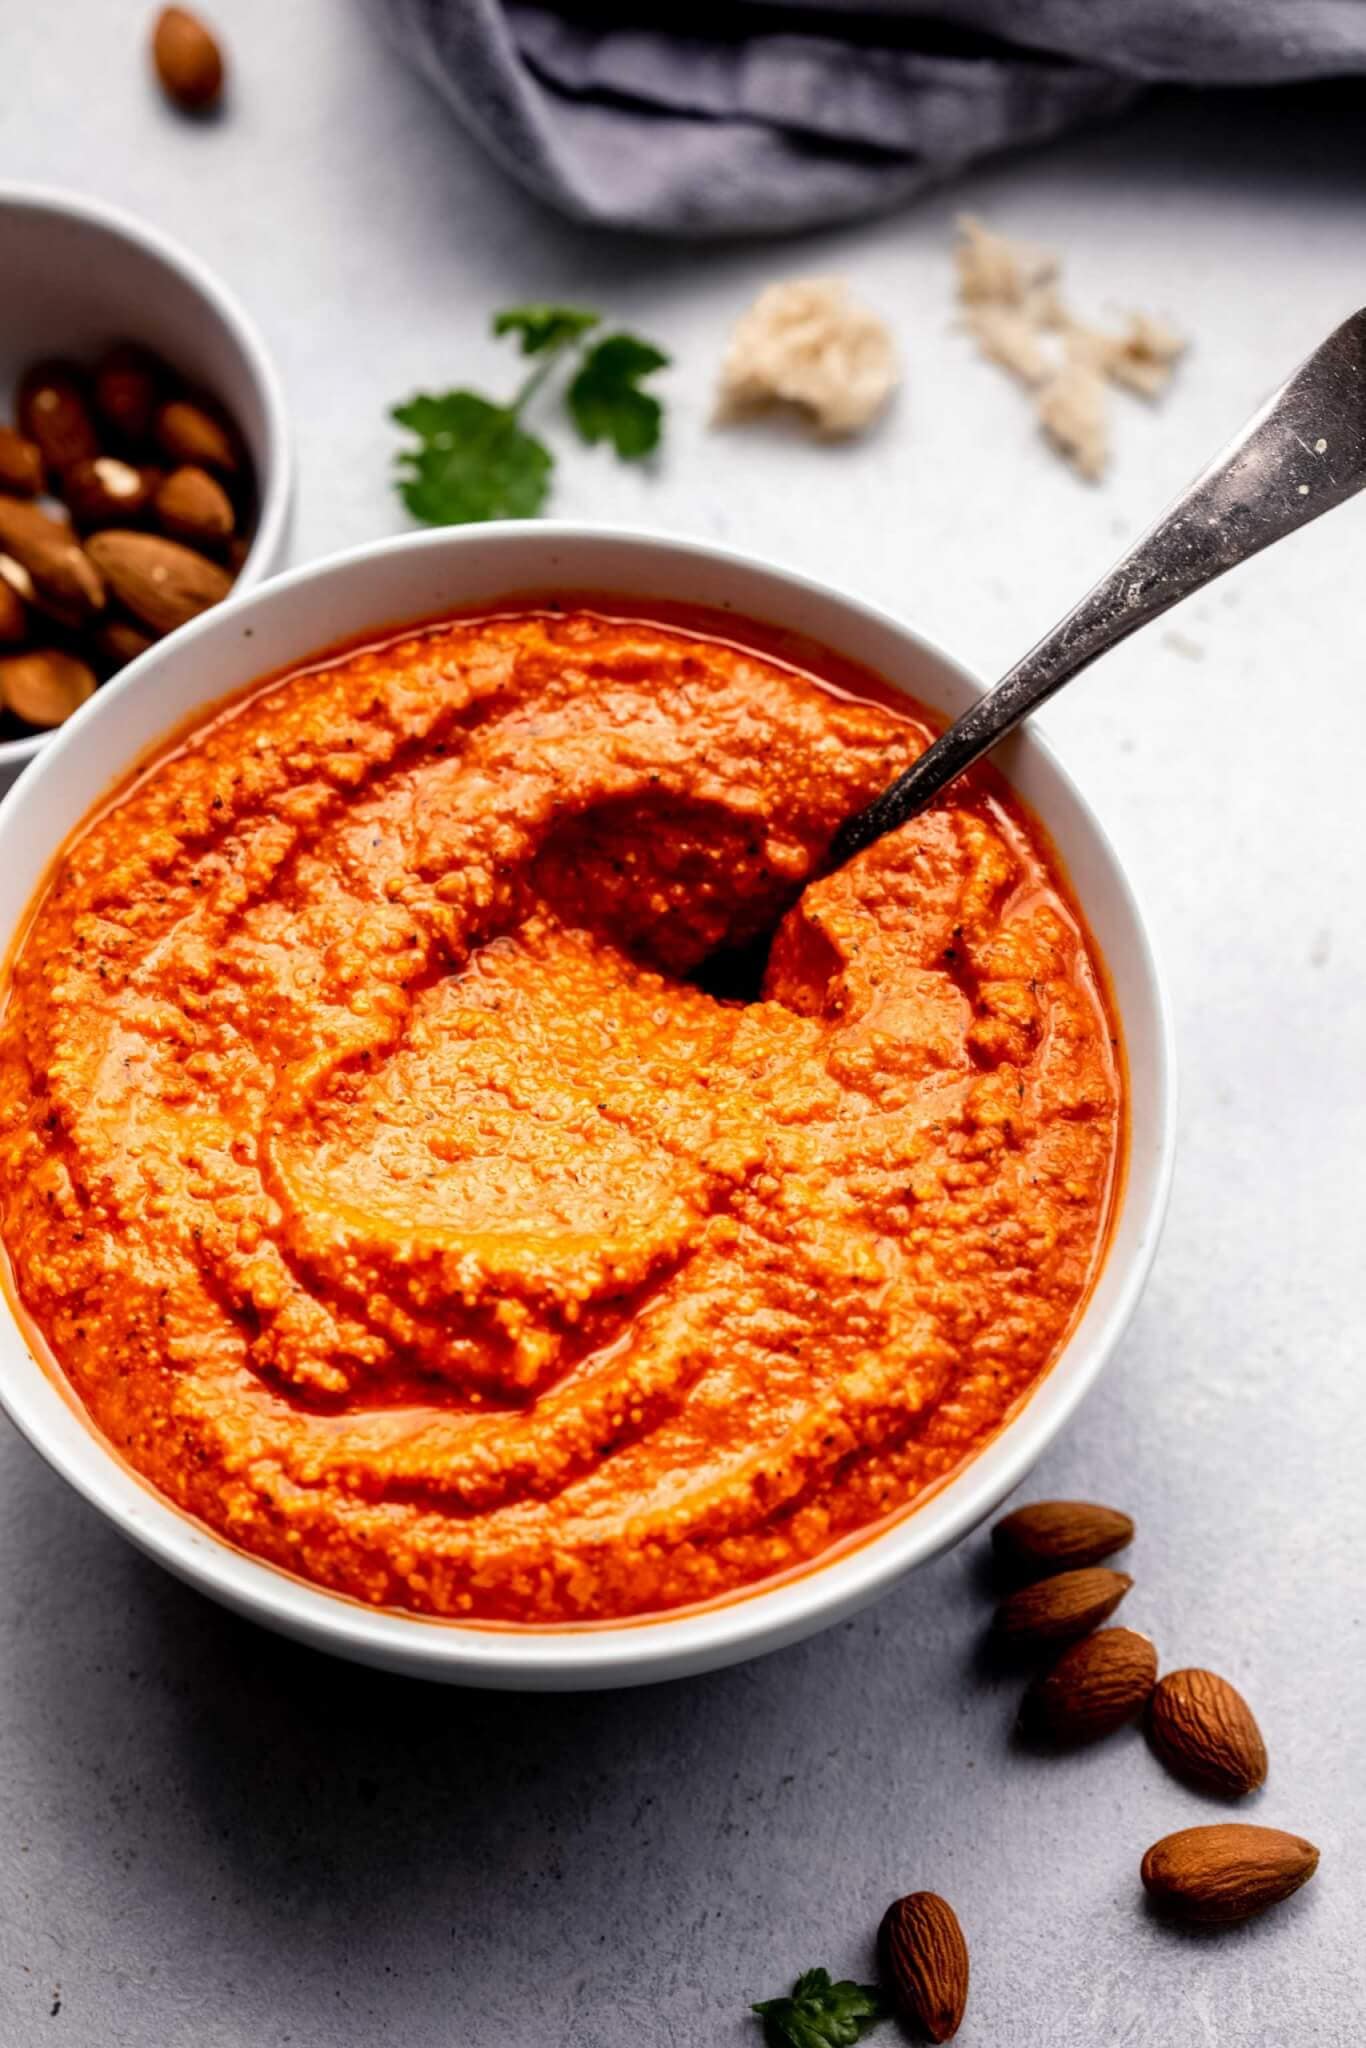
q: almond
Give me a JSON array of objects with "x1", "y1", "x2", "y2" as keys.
[
  {"x1": 0, "y1": 577, "x2": 27, "y2": 645},
  {"x1": 0, "y1": 650, "x2": 97, "y2": 729},
  {"x1": 992, "y1": 1499, "x2": 1134, "y2": 1579},
  {"x1": 993, "y1": 1566, "x2": 1131, "y2": 1650},
  {"x1": 0, "y1": 500, "x2": 105, "y2": 624},
  {"x1": 1141, "y1": 1823, "x2": 1318, "y2": 1924},
  {"x1": 62, "y1": 457, "x2": 158, "y2": 532},
  {"x1": 152, "y1": 7, "x2": 225, "y2": 112},
  {"x1": 1020, "y1": 1627, "x2": 1157, "y2": 1744},
  {"x1": 155, "y1": 464, "x2": 234, "y2": 546},
  {"x1": 1147, "y1": 1668, "x2": 1267, "y2": 1797},
  {"x1": 155, "y1": 397, "x2": 239, "y2": 475},
  {"x1": 93, "y1": 342, "x2": 165, "y2": 447},
  {"x1": 94, "y1": 617, "x2": 158, "y2": 670},
  {"x1": 85, "y1": 530, "x2": 231, "y2": 635},
  {"x1": 879, "y1": 1892, "x2": 968, "y2": 2043},
  {"x1": 17, "y1": 361, "x2": 99, "y2": 474},
  {"x1": 0, "y1": 427, "x2": 44, "y2": 498}
]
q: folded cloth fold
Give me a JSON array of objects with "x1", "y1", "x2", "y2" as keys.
[{"x1": 374, "y1": 0, "x2": 1366, "y2": 236}]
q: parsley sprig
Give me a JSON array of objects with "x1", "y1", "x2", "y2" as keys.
[
  {"x1": 392, "y1": 303, "x2": 669, "y2": 526},
  {"x1": 753, "y1": 1968, "x2": 888, "y2": 2048}
]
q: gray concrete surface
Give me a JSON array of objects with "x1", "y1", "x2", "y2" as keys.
[{"x1": 2, "y1": 5, "x2": 1364, "y2": 2042}]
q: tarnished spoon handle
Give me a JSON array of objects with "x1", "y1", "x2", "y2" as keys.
[{"x1": 831, "y1": 306, "x2": 1366, "y2": 866}]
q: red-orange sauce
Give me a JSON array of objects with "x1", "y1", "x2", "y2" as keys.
[{"x1": 0, "y1": 601, "x2": 1122, "y2": 1623}]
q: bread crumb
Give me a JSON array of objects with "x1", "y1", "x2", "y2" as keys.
[
  {"x1": 955, "y1": 218, "x2": 1185, "y2": 480},
  {"x1": 715, "y1": 279, "x2": 898, "y2": 438}
]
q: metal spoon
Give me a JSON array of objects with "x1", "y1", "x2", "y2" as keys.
[{"x1": 829, "y1": 306, "x2": 1366, "y2": 867}]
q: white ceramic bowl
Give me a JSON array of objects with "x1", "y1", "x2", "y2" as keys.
[
  {"x1": 0, "y1": 525, "x2": 1176, "y2": 1688},
  {"x1": 0, "y1": 183, "x2": 292, "y2": 782}
]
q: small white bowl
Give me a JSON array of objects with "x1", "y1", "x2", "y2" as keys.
[
  {"x1": 0, "y1": 524, "x2": 1176, "y2": 1688},
  {"x1": 0, "y1": 183, "x2": 292, "y2": 783}
]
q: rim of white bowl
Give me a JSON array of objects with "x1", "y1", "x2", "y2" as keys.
[
  {"x1": 0, "y1": 180, "x2": 292, "y2": 769},
  {"x1": 0, "y1": 523, "x2": 1178, "y2": 1686}
]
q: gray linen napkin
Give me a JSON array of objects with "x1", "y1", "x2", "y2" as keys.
[{"x1": 375, "y1": 0, "x2": 1366, "y2": 235}]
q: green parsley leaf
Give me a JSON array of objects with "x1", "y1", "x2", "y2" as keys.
[
  {"x1": 391, "y1": 391, "x2": 553, "y2": 525},
  {"x1": 493, "y1": 305, "x2": 601, "y2": 356},
  {"x1": 566, "y1": 332, "x2": 670, "y2": 460},
  {"x1": 752, "y1": 1967, "x2": 888, "y2": 2048}
]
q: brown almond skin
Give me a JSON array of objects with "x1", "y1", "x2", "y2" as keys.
[
  {"x1": 992, "y1": 1500, "x2": 1134, "y2": 1579},
  {"x1": 62, "y1": 457, "x2": 159, "y2": 532},
  {"x1": 1147, "y1": 1668, "x2": 1268, "y2": 1797},
  {"x1": 1021, "y1": 1627, "x2": 1157, "y2": 1744},
  {"x1": 0, "y1": 500, "x2": 105, "y2": 623},
  {"x1": 93, "y1": 343, "x2": 166, "y2": 447},
  {"x1": 94, "y1": 617, "x2": 159, "y2": 670},
  {"x1": 0, "y1": 578, "x2": 28, "y2": 644},
  {"x1": 0, "y1": 427, "x2": 45, "y2": 498},
  {"x1": 155, "y1": 398, "x2": 239, "y2": 475},
  {"x1": 879, "y1": 1893, "x2": 968, "y2": 2043},
  {"x1": 0, "y1": 650, "x2": 97, "y2": 729},
  {"x1": 994, "y1": 1566, "x2": 1132, "y2": 1651},
  {"x1": 0, "y1": 551, "x2": 89, "y2": 635},
  {"x1": 152, "y1": 7, "x2": 225, "y2": 112},
  {"x1": 17, "y1": 361, "x2": 99, "y2": 474},
  {"x1": 86, "y1": 530, "x2": 231, "y2": 635},
  {"x1": 155, "y1": 464, "x2": 234, "y2": 546},
  {"x1": 1141, "y1": 1824, "x2": 1318, "y2": 1924}
]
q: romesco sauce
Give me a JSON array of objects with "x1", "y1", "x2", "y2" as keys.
[{"x1": 0, "y1": 603, "x2": 1121, "y2": 1623}]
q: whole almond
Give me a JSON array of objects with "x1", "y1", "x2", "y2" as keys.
[
  {"x1": 1141, "y1": 1823, "x2": 1318, "y2": 1924},
  {"x1": 152, "y1": 7, "x2": 225, "y2": 112},
  {"x1": 0, "y1": 578, "x2": 27, "y2": 644},
  {"x1": 1147, "y1": 1668, "x2": 1267, "y2": 1797},
  {"x1": 94, "y1": 617, "x2": 158, "y2": 669},
  {"x1": 0, "y1": 427, "x2": 44, "y2": 498},
  {"x1": 62, "y1": 457, "x2": 158, "y2": 532},
  {"x1": 992, "y1": 1500, "x2": 1134, "y2": 1579},
  {"x1": 879, "y1": 1892, "x2": 968, "y2": 2043},
  {"x1": 155, "y1": 464, "x2": 234, "y2": 545},
  {"x1": 0, "y1": 500, "x2": 105, "y2": 624},
  {"x1": 1020, "y1": 1627, "x2": 1157, "y2": 1744},
  {"x1": 0, "y1": 650, "x2": 97, "y2": 729},
  {"x1": 93, "y1": 342, "x2": 165, "y2": 447},
  {"x1": 86, "y1": 530, "x2": 231, "y2": 634},
  {"x1": 994, "y1": 1566, "x2": 1132, "y2": 1651},
  {"x1": 155, "y1": 397, "x2": 239, "y2": 475},
  {"x1": 17, "y1": 361, "x2": 99, "y2": 474}
]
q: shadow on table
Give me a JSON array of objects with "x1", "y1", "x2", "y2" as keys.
[{"x1": 5, "y1": 1446, "x2": 1005, "y2": 2001}]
